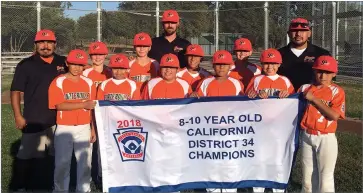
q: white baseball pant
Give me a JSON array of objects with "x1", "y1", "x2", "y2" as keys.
[
  {"x1": 301, "y1": 130, "x2": 338, "y2": 193},
  {"x1": 207, "y1": 188, "x2": 237, "y2": 192},
  {"x1": 53, "y1": 124, "x2": 92, "y2": 192},
  {"x1": 253, "y1": 187, "x2": 285, "y2": 192}
]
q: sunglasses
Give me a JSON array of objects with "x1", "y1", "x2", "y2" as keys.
[{"x1": 290, "y1": 23, "x2": 310, "y2": 29}]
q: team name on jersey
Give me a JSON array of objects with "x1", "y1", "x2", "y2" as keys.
[
  {"x1": 64, "y1": 92, "x2": 90, "y2": 100},
  {"x1": 130, "y1": 75, "x2": 151, "y2": 82},
  {"x1": 260, "y1": 88, "x2": 281, "y2": 97},
  {"x1": 94, "y1": 81, "x2": 103, "y2": 88},
  {"x1": 105, "y1": 93, "x2": 131, "y2": 101}
]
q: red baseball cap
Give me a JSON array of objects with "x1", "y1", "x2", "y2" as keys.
[
  {"x1": 185, "y1": 44, "x2": 204, "y2": 57},
  {"x1": 88, "y1": 41, "x2": 108, "y2": 55},
  {"x1": 108, "y1": 54, "x2": 129, "y2": 68},
  {"x1": 160, "y1": 53, "x2": 179, "y2": 68},
  {"x1": 34, "y1": 29, "x2": 56, "y2": 42},
  {"x1": 162, "y1": 10, "x2": 179, "y2": 23},
  {"x1": 260, "y1": 48, "x2": 282, "y2": 64},
  {"x1": 133, "y1": 32, "x2": 152, "y2": 46},
  {"x1": 312, "y1": 55, "x2": 338, "y2": 73},
  {"x1": 213, "y1": 50, "x2": 234, "y2": 65},
  {"x1": 289, "y1": 18, "x2": 310, "y2": 31},
  {"x1": 67, "y1": 49, "x2": 88, "y2": 66},
  {"x1": 234, "y1": 38, "x2": 252, "y2": 51}
]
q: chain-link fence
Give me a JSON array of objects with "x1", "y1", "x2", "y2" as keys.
[{"x1": 1, "y1": 1, "x2": 362, "y2": 83}]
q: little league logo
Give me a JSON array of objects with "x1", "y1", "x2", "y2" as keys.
[
  {"x1": 76, "y1": 53, "x2": 84, "y2": 59},
  {"x1": 93, "y1": 45, "x2": 100, "y2": 50},
  {"x1": 138, "y1": 35, "x2": 145, "y2": 40},
  {"x1": 166, "y1": 56, "x2": 173, "y2": 62},
  {"x1": 321, "y1": 60, "x2": 329, "y2": 65},
  {"x1": 115, "y1": 57, "x2": 123, "y2": 63},
  {"x1": 239, "y1": 40, "x2": 245, "y2": 45},
  {"x1": 189, "y1": 46, "x2": 196, "y2": 51},
  {"x1": 113, "y1": 127, "x2": 148, "y2": 162},
  {"x1": 218, "y1": 53, "x2": 225, "y2": 59},
  {"x1": 267, "y1": 53, "x2": 275, "y2": 58},
  {"x1": 42, "y1": 32, "x2": 49, "y2": 37}
]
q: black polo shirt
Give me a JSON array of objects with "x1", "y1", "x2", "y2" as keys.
[
  {"x1": 148, "y1": 34, "x2": 191, "y2": 68},
  {"x1": 278, "y1": 42, "x2": 330, "y2": 90},
  {"x1": 10, "y1": 53, "x2": 66, "y2": 133}
]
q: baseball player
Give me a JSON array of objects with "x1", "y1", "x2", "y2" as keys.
[
  {"x1": 48, "y1": 49, "x2": 97, "y2": 192},
  {"x1": 83, "y1": 41, "x2": 112, "y2": 88},
  {"x1": 229, "y1": 38, "x2": 262, "y2": 88},
  {"x1": 97, "y1": 54, "x2": 140, "y2": 101},
  {"x1": 298, "y1": 55, "x2": 345, "y2": 193},
  {"x1": 129, "y1": 32, "x2": 159, "y2": 92},
  {"x1": 246, "y1": 48, "x2": 294, "y2": 100},
  {"x1": 177, "y1": 44, "x2": 211, "y2": 91},
  {"x1": 142, "y1": 53, "x2": 192, "y2": 99},
  {"x1": 191, "y1": 50, "x2": 244, "y2": 98}
]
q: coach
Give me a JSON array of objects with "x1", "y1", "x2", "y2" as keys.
[
  {"x1": 278, "y1": 18, "x2": 331, "y2": 90},
  {"x1": 10, "y1": 29, "x2": 66, "y2": 191},
  {"x1": 148, "y1": 9, "x2": 191, "y2": 68}
]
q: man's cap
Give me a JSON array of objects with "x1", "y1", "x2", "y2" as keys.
[
  {"x1": 185, "y1": 44, "x2": 204, "y2": 57},
  {"x1": 212, "y1": 50, "x2": 234, "y2": 65},
  {"x1": 67, "y1": 49, "x2": 88, "y2": 66},
  {"x1": 133, "y1": 32, "x2": 152, "y2": 46},
  {"x1": 312, "y1": 55, "x2": 338, "y2": 73},
  {"x1": 108, "y1": 54, "x2": 129, "y2": 69},
  {"x1": 234, "y1": 38, "x2": 252, "y2": 51},
  {"x1": 260, "y1": 48, "x2": 282, "y2": 64},
  {"x1": 162, "y1": 9, "x2": 180, "y2": 23},
  {"x1": 160, "y1": 53, "x2": 180, "y2": 68},
  {"x1": 88, "y1": 41, "x2": 108, "y2": 55},
  {"x1": 289, "y1": 18, "x2": 311, "y2": 31},
  {"x1": 34, "y1": 29, "x2": 56, "y2": 42}
]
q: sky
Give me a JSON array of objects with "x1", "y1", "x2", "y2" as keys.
[{"x1": 64, "y1": 2, "x2": 119, "y2": 20}]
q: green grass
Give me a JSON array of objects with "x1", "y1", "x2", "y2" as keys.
[
  {"x1": 1, "y1": 103, "x2": 362, "y2": 191},
  {"x1": 339, "y1": 83, "x2": 362, "y2": 119},
  {"x1": 1, "y1": 74, "x2": 14, "y2": 93}
]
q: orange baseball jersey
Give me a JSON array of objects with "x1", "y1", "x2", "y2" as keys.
[
  {"x1": 96, "y1": 78, "x2": 140, "y2": 100},
  {"x1": 196, "y1": 77, "x2": 244, "y2": 97},
  {"x1": 299, "y1": 84, "x2": 345, "y2": 133},
  {"x1": 176, "y1": 67, "x2": 211, "y2": 91},
  {"x1": 245, "y1": 74, "x2": 295, "y2": 96},
  {"x1": 229, "y1": 61, "x2": 262, "y2": 88},
  {"x1": 142, "y1": 77, "x2": 192, "y2": 100},
  {"x1": 82, "y1": 66, "x2": 112, "y2": 88},
  {"x1": 49, "y1": 75, "x2": 96, "y2": 125}
]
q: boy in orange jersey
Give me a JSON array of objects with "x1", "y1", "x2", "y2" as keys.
[
  {"x1": 97, "y1": 54, "x2": 140, "y2": 101},
  {"x1": 48, "y1": 49, "x2": 97, "y2": 192},
  {"x1": 245, "y1": 48, "x2": 294, "y2": 193},
  {"x1": 229, "y1": 38, "x2": 261, "y2": 88},
  {"x1": 142, "y1": 53, "x2": 192, "y2": 99},
  {"x1": 246, "y1": 48, "x2": 294, "y2": 100},
  {"x1": 177, "y1": 44, "x2": 211, "y2": 91},
  {"x1": 83, "y1": 41, "x2": 112, "y2": 87},
  {"x1": 129, "y1": 32, "x2": 159, "y2": 92},
  {"x1": 298, "y1": 55, "x2": 345, "y2": 193},
  {"x1": 191, "y1": 50, "x2": 244, "y2": 97}
]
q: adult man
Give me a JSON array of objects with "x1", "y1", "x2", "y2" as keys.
[
  {"x1": 148, "y1": 9, "x2": 191, "y2": 68},
  {"x1": 278, "y1": 18, "x2": 331, "y2": 90},
  {"x1": 10, "y1": 29, "x2": 66, "y2": 191}
]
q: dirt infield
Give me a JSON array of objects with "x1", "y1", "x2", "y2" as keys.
[{"x1": 1, "y1": 90, "x2": 361, "y2": 136}]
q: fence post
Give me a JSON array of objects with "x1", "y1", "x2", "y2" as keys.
[
  {"x1": 359, "y1": 2, "x2": 362, "y2": 45},
  {"x1": 215, "y1": 1, "x2": 219, "y2": 52},
  {"x1": 311, "y1": 2, "x2": 315, "y2": 44},
  {"x1": 322, "y1": 2, "x2": 326, "y2": 48},
  {"x1": 97, "y1": 1, "x2": 102, "y2": 41},
  {"x1": 156, "y1": 1, "x2": 159, "y2": 37},
  {"x1": 332, "y1": 2, "x2": 337, "y2": 58},
  {"x1": 286, "y1": 2, "x2": 290, "y2": 45},
  {"x1": 37, "y1": 1, "x2": 41, "y2": 31},
  {"x1": 264, "y1": 2, "x2": 269, "y2": 49}
]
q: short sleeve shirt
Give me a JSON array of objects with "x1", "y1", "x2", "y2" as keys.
[
  {"x1": 142, "y1": 78, "x2": 192, "y2": 100},
  {"x1": 82, "y1": 66, "x2": 112, "y2": 88},
  {"x1": 245, "y1": 74, "x2": 295, "y2": 96},
  {"x1": 196, "y1": 77, "x2": 244, "y2": 97},
  {"x1": 128, "y1": 59, "x2": 160, "y2": 92},
  {"x1": 97, "y1": 78, "x2": 140, "y2": 100},
  {"x1": 229, "y1": 61, "x2": 262, "y2": 89},
  {"x1": 177, "y1": 67, "x2": 211, "y2": 91}
]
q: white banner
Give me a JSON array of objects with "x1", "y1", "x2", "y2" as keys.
[{"x1": 95, "y1": 95, "x2": 303, "y2": 192}]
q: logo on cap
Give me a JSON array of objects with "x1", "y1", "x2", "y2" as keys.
[
  {"x1": 115, "y1": 57, "x2": 123, "y2": 63},
  {"x1": 93, "y1": 45, "x2": 100, "y2": 50},
  {"x1": 239, "y1": 40, "x2": 245, "y2": 45},
  {"x1": 166, "y1": 56, "x2": 173, "y2": 62},
  {"x1": 138, "y1": 35, "x2": 145, "y2": 40},
  {"x1": 218, "y1": 54, "x2": 225, "y2": 59},
  {"x1": 321, "y1": 60, "x2": 329, "y2": 65},
  {"x1": 267, "y1": 53, "x2": 275, "y2": 58},
  {"x1": 190, "y1": 46, "x2": 196, "y2": 51},
  {"x1": 76, "y1": 53, "x2": 84, "y2": 59},
  {"x1": 42, "y1": 32, "x2": 49, "y2": 37},
  {"x1": 167, "y1": 12, "x2": 174, "y2": 17}
]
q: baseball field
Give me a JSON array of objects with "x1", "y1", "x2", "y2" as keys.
[{"x1": 1, "y1": 74, "x2": 362, "y2": 192}]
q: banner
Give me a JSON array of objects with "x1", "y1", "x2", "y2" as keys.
[{"x1": 95, "y1": 95, "x2": 304, "y2": 192}]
